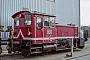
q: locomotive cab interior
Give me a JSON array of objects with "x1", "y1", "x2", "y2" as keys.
[
  {"x1": 33, "y1": 13, "x2": 56, "y2": 29},
  {"x1": 44, "y1": 16, "x2": 55, "y2": 28}
]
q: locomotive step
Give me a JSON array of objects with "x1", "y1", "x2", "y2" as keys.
[
  {"x1": 33, "y1": 43, "x2": 43, "y2": 44},
  {"x1": 31, "y1": 51, "x2": 42, "y2": 54},
  {"x1": 65, "y1": 48, "x2": 71, "y2": 49},
  {"x1": 31, "y1": 47, "x2": 42, "y2": 49},
  {"x1": 56, "y1": 49, "x2": 66, "y2": 51}
]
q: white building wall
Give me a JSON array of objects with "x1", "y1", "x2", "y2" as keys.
[{"x1": 0, "y1": 0, "x2": 80, "y2": 30}]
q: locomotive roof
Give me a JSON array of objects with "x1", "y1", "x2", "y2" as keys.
[
  {"x1": 12, "y1": 11, "x2": 56, "y2": 18},
  {"x1": 31, "y1": 11, "x2": 56, "y2": 17},
  {"x1": 55, "y1": 24, "x2": 77, "y2": 27},
  {"x1": 12, "y1": 11, "x2": 31, "y2": 18}
]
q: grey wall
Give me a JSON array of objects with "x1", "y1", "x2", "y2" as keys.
[
  {"x1": 0, "y1": 0, "x2": 80, "y2": 30},
  {"x1": 0, "y1": 0, "x2": 1, "y2": 24},
  {"x1": 56, "y1": 0, "x2": 80, "y2": 25}
]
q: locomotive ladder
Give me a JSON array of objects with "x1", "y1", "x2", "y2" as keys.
[
  {"x1": 30, "y1": 42, "x2": 43, "y2": 55},
  {"x1": 21, "y1": 40, "x2": 43, "y2": 57}
]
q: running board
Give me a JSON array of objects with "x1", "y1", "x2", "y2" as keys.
[{"x1": 31, "y1": 47, "x2": 42, "y2": 49}]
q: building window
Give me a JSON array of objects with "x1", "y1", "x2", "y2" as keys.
[
  {"x1": 36, "y1": 17, "x2": 42, "y2": 29},
  {"x1": 25, "y1": 14, "x2": 31, "y2": 25}
]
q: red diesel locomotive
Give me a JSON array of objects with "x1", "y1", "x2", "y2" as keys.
[{"x1": 6, "y1": 10, "x2": 86, "y2": 56}]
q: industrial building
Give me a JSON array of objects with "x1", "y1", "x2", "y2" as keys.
[{"x1": 0, "y1": 0, "x2": 80, "y2": 30}]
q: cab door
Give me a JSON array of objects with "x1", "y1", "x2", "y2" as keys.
[
  {"x1": 35, "y1": 15, "x2": 43, "y2": 43},
  {"x1": 43, "y1": 16, "x2": 56, "y2": 43}
]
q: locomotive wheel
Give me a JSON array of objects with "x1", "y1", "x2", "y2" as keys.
[
  {"x1": 13, "y1": 49, "x2": 17, "y2": 53},
  {"x1": 8, "y1": 51, "x2": 12, "y2": 53},
  {"x1": 41, "y1": 52, "x2": 45, "y2": 56},
  {"x1": 0, "y1": 47, "x2": 2, "y2": 54},
  {"x1": 78, "y1": 46, "x2": 84, "y2": 49},
  {"x1": 23, "y1": 50, "x2": 30, "y2": 57},
  {"x1": 13, "y1": 46, "x2": 17, "y2": 53}
]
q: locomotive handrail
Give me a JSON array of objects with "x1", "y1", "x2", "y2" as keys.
[{"x1": 13, "y1": 36, "x2": 79, "y2": 40}]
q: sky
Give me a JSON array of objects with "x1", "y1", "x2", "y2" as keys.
[{"x1": 81, "y1": 0, "x2": 90, "y2": 26}]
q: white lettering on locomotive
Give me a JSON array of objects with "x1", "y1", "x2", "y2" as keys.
[{"x1": 47, "y1": 30, "x2": 52, "y2": 34}]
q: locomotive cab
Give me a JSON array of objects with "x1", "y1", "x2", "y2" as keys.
[
  {"x1": 12, "y1": 11, "x2": 56, "y2": 44},
  {"x1": 12, "y1": 11, "x2": 57, "y2": 56},
  {"x1": 32, "y1": 13, "x2": 56, "y2": 44},
  {"x1": 12, "y1": 11, "x2": 34, "y2": 40}
]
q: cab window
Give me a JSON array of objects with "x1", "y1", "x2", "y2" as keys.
[
  {"x1": 36, "y1": 17, "x2": 42, "y2": 29},
  {"x1": 44, "y1": 16, "x2": 49, "y2": 27},
  {"x1": 49, "y1": 17, "x2": 55, "y2": 27},
  {"x1": 14, "y1": 16, "x2": 20, "y2": 26},
  {"x1": 25, "y1": 14, "x2": 31, "y2": 25}
]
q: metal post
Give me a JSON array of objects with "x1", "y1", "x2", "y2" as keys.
[
  {"x1": 71, "y1": 38, "x2": 73, "y2": 57},
  {"x1": 0, "y1": 32, "x2": 1, "y2": 49},
  {"x1": 0, "y1": 25, "x2": 4, "y2": 54}
]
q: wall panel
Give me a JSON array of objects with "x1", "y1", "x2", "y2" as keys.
[{"x1": 1, "y1": 0, "x2": 80, "y2": 30}]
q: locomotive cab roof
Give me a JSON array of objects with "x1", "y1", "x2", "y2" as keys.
[
  {"x1": 32, "y1": 12, "x2": 56, "y2": 17},
  {"x1": 12, "y1": 11, "x2": 31, "y2": 18},
  {"x1": 12, "y1": 11, "x2": 56, "y2": 18}
]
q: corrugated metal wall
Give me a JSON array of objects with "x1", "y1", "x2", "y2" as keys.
[
  {"x1": 0, "y1": 0, "x2": 80, "y2": 30},
  {"x1": 56, "y1": 0, "x2": 80, "y2": 25},
  {"x1": 0, "y1": 0, "x2": 1, "y2": 24}
]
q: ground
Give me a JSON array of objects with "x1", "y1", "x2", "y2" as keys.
[{"x1": 0, "y1": 39, "x2": 90, "y2": 60}]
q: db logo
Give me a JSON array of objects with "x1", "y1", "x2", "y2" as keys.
[{"x1": 47, "y1": 30, "x2": 52, "y2": 34}]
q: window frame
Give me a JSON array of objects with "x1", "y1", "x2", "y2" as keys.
[
  {"x1": 24, "y1": 14, "x2": 31, "y2": 25},
  {"x1": 44, "y1": 16, "x2": 50, "y2": 27},
  {"x1": 14, "y1": 16, "x2": 20, "y2": 26},
  {"x1": 49, "y1": 17, "x2": 55, "y2": 28},
  {"x1": 36, "y1": 16, "x2": 42, "y2": 29},
  {"x1": 44, "y1": 16, "x2": 55, "y2": 28}
]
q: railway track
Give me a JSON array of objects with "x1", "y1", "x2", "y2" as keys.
[
  {"x1": 0, "y1": 50, "x2": 67, "y2": 60},
  {"x1": 0, "y1": 48, "x2": 90, "y2": 60},
  {"x1": 66, "y1": 53, "x2": 90, "y2": 60},
  {"x1": 0, "y1": 51, "x2": 21, "y2": 57},
  {"x1": 0, "y1": 55, "x2": 24, "y2": 60},
  {"x1": 0, "y1": 52, "x2": 24, "y2": 60},
  {"x1": 0, "y1": 52, "x2": 90, "y2": 60}
]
